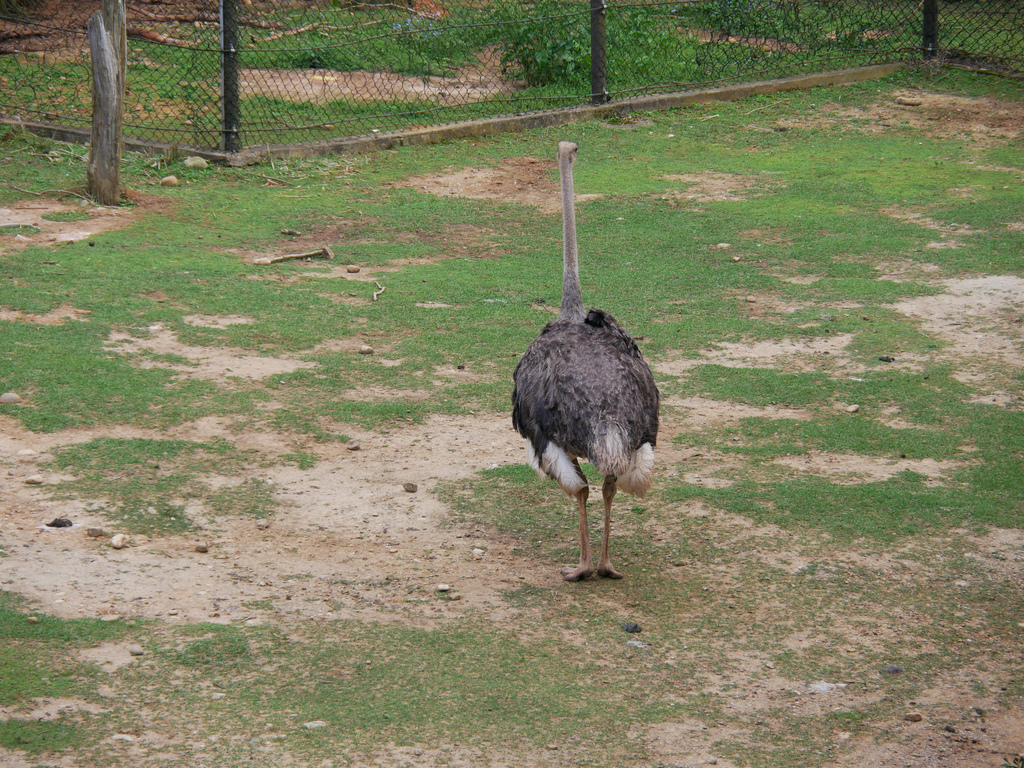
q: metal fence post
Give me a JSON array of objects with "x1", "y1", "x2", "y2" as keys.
[
  {"x1": 922, "y1": 0, "x2": 939, "y2": 59},
  {"x1": 221, "y1": 0, "x2": 240, "y2": 152},
  {"x1": 590, "y1": 0, "x2": 608, "y2": 105}
]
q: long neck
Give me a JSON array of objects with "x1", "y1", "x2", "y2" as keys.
[{"x1": 557, "y1": 142, "x2": 585, "y2": 322}]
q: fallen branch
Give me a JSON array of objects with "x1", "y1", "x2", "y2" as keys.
[
  {"x1": 373, "y1": 281, "x2": 386, "y2": 301},
  {"x1": 11, "y1": 185, "x2": 92, "y2": 202},
  {"x1": 253, "y1": 246, "x2": 334, "y2": 266},
  {"x1": 127, "y1": 27, "x2": 196, "y2": 48}
]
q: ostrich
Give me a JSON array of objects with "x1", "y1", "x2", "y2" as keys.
[{"x1": 512, "y1": 141, "x2": 659, "y2": 582}]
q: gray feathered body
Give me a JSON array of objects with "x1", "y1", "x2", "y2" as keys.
[{"x1": 512, "y1": 308, "x2": 659, "y2": 495}]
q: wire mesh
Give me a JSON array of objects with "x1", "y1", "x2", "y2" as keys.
[{"x1": 1, "y1": 0, "x2": 1021, "y2": 152}]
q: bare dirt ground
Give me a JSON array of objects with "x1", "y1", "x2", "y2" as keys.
[{"x1": 2, "y1": 87, "x2": 1024, "y2": 767}]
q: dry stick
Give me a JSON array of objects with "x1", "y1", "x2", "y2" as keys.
[
  {"x1": 11, "y1": 185, "x2": 92, "y2": 202},
  {"x1": 373, "y1": 281, "x2": 386, "y2": 301},
  {"x1": 744, "y1": 98, "x2": 789, "y2": 115},
  {"x1": 253, "y1": 247, "x2": 334, "y2": 266}
]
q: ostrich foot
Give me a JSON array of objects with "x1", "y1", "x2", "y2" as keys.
[
  {"x1": 561, "y1": 565, "x2": 594, "y2": 582},
  {"x1": 597, "y1": 563, "x2": 623, "y2": 579}
]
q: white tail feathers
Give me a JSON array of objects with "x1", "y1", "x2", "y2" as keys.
[
  {"x1": 525, "y1": 439, "x2": 587, "y2": 495},
  {"x1": 616, "y1": 442, "x2": 655, "y2": 497}
]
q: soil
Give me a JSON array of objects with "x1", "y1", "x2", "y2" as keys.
[{"x1": 2, "y1": 87, "x2": 1024, "y2": 767}]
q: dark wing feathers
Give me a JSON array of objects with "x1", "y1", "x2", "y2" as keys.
[{"x1": 512, "y1": 312, "x2": 659, "y2": 463}]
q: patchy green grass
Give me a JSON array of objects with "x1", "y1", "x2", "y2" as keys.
[{"x1": 0, "y1": 67, "x2": 1022, "y2": 767}]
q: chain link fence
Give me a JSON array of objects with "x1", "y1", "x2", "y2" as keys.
[{"x1": 2, "y1": 0, "x2": 1022, "y2": 153}]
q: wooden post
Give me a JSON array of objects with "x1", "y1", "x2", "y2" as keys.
[{"x1": 86, "y1": 0, "x2": 126, "y2": 205}]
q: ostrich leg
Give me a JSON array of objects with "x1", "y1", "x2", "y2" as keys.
[
  {"x1": 597, "y1": 476, "x2": 623, "y2": 579},
  {"x1": 561, "y1": 484, "x2": 593, "y2": 582}
]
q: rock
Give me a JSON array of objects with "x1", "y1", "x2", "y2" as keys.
[
  {"x1": 436, "y1": 583, "x2": 451, "y2": 592},
  {"x1": 183, "y1": 156, "x2": 208, "y2": 170},
  {"x1": 101, "y1": 614, "x2": 122, "y2": 622},
  {"x1": 403, "y1": 482, "x2": 418, "y2": 493},
  {"x1": 280, "y1": 228, "x2": 301, "y2": 236},
  {"x1": 26, "y1": 616, "x2": 38, "y2": 624},
  {"x1": 128, "y1": 644, "x2": 145, "y2": 656},
  {"x1": 87, "y1": 527, "x2": 106, "y2": 538},
  {"x1": 346, "y1": 441, "x2": 361, "y2": 451},
  {"x1": 904, "y1": 711, "x2": 923, "y2": 722},
  {"x1": 25, "y1": 474, "x2": 44, "y2": 485},
  {"x1": 846, "y1": 404, "x2": 860, "y2": 413},
  {"x1": 195, "y1": 542, "x2": 209, "y2": 553},
  {"x1": 745, "y1": 295, "x2": 757, "y2": 303},
  {"x1": 159, "y1": 175, "x2": 179, "y2": 187},
  {"x1": 16, "y1": 449, "x2": 37, "y2": 460},
  {"x1": 303, "y1": 721, "x2": 328, "y2": 729},
  {"x1": 879, "y1": 355, "x2": 895, "y2": 363},
  {"x1": 471, "y1": 548, "x2": 485, "y2": 559},
  {"x1": 346, "y1": 265, "x2": 361, "y2": 273},
  {"x1": 884, "y1": 664, "x2": 903, "y2": 675},
  {"x1": 896, "y1": 96, "x2": 923, "y2": 107},
  {"x1": 359, "y1": 344, "x2": 374, "y2": 355},
  {"x1": 0, "y1": 392, "x2": 21, "y2": 404},
  {"x1": 622, "y1": 622, "x2": 642, "y2": 633},
  {"x1": 256, "y1": 520, "x2": 271, "y2": 530},
  {"x1": 111, "y1": 533, "x2": 129, "y2": 549}
]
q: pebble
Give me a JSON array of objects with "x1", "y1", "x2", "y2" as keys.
[
  {"x1": 87, "y1": 527, "x2": 106, "y2": 538},
  {"x1": 256, "y1": 520, "x2": 271, "y2": 530},
  {"x1": 128, "y1": 644, "x2": 145, "y2": 656},
  {"x1": 195, "y1": 542, "x2": 209, "y2": 553},
  {"x1": 904, "y1": 711, "x2": 923, "y2": 722},
  {"x1": 26, "y1": 615, "x2": 38, "y2": 624},
  {"x1": 403, "y1": 482, "x2": 418, "y2": 493},
  {"x1": 159, "y1": 175, "x2": 179, "y2": 187},
  {"x1": 436, "y1": 583, "x2": 451, "y2": 592},
  {"x1": 622, "y1": 622, "x2": 642, "y2": 633},
  {"x1": 896, "y1": 96, "x2": 923, "y2": 106},
  {"x1": 183, "y1": 156, "x2": 208, "y2": 170},
  {"x1": 846, "y1": 404, "x2": 860, "y2": 413},
  {"x1": 745, "y1": 295, "x2": 757, "y2": 303},
  {"x1": 0, "y1": 392, "x2": 21, "y2": 404},
  {"x1": 346, "y1": 265, "x2": 360, "y2": 273},
  {"x1": 884, "y1": 664, "x2": 903, "y2": 675},
  {"x1": 303, "y1": 721, "x2": 328, "y2": 730},
  {"x1": 16, "y1": 449, "x2": 37, "y2": 460},
  {"x1": 25, "y1": 474, "x2": 43, "y2": 485},
  {"x1": 879, "y1": 355, "x2": 896, "y2": 363},
  {"x1": 346, "y1": 441, "x2": 361, "y2": 452},
  {"x1": 471, "y1": 548, "x2": 485, "y2": 559},
  {"x1": 111, "y1": 533, "x2": 129, "y2": 549},
  {"x1": 359, "y1": 345, "x2": 374, "y2": 355}
]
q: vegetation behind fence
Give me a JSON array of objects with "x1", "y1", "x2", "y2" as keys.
[{"x1": 1, "y1": 0, "x2": 1021, "y2": 153}]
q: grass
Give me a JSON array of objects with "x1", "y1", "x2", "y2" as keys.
[{"x1": 1, "y1": 66, "x2": 1023, "y2": 766}]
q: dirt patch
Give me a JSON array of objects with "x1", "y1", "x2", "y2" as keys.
[
  {"x1": 0, "y1": 302, "x2": 90, "y2": 325},
  {"x1": 662, "y1": 172, "x2": 777, "y2": 205},
  {"x1": 403, "y1": 155, "x2": 600, "y2": 214},
  {"x1": 0, "y1": 199, "x2": 148, "y2": 253},
  {"x1": 818, "y1": 89, "x2": 1024, "y2": 148}
]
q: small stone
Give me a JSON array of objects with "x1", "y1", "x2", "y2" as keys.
[
  {"x1": 623, "y1": 622, "x2": 642, "y2": 633},
  {"x1": 128, "y1": 644, "x2": 145, "y2": 656},
  {"x1": 884, "y1": 664, "x2": 903, "y2": 675},
  {"x1": 159, "y1": 175, "x2": 179, "y2": 187},
  {"x1": 101, "y1": 614, "x2": 122, "y2": 622},
  {"x1": 346, "y1": 265, "x2": 360, "y2": 273},
  {"x1": 167, "y1": 609, "x2": 179, "y2": 616},
  {"x1": 745, "y1": 295, "x2": 757, "y2": 303},
  {"x1": 436, "y1": 583, "x2": 451, "y2": 592},
  {"x1": 87, "y1": 527, "x2": 106, "y2": 538},
  {"x1": 403, "y1": 482, "x2": 418, "y2": 493},
  {"x1": 346, "y1": 441, "x2": 361, "y2": 452},
  {"x1": 195, "y1": 542, "x2": 209, "y2": 553},
  {"x1": 0, "y1": 392, "x2": 22, "y2": 404},
  {"x1": 26, "y1": 616, "x2": 38, "y2": 624},
  {"x1": 846, "y1": 404, "x2": 860, "y2": 413},
  {"x1": 25, "y1": 474, "x2": 43, "y2": 485},
  {"x1": 280, "y1": 228, "x2": 301, "y2": 236},
  {"x1": 359, "y1": 344, "x2": 374, "y2": 355},
  {"x1": 303, "y1": 721, "x2": 328, "y2": 730},
  {"x1": 879, "y1": 355, "x2": 895, "y2": 363},
  {"x1": 256, "y1": 520, "x2": 271, "y2": 530},
  {"x1": 896, "y1": 96, "x2": 923, "y2": 106},
  {"x1": 16, "y1": 449, "x2": 37, "y2": 460},
  {"x1": 111, "y1": 533, "x2": 129, "y2": 549},
  {"x1": 904, "y1": 711, "x2": 923, "y2": 722},
  {"x1": 709, "y1": 759, "x2": 718, "y2": 766},
  {"x1": 471, "y1": 548, "x2": 485, "y2": 559},
  {"x1": 183, "y1": 156, "x2": 208, "y2": 170}
]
